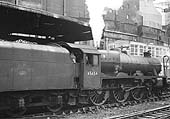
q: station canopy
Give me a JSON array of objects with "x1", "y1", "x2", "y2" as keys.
[{"x1": 0, "y1": 1, "x2": 93, "y2": 44}]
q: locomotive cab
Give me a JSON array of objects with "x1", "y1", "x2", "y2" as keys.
[
  {"x1": 59, "y1": 42, "x2": 101, "y2": 89},
  {"x1": 84, "y1": 53, "x2": 101, "y2": 89}
]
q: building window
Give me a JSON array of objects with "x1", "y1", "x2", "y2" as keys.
[
  {"x1": 156, "y1": 48, "x2": 159, "y2": 57},
  {"x1": 130, "y1": 44, "x2": 134, "y2": 55},
  {"x1": 130, "y1": 44, "x2": 139, "y2": 56},
  {"x1": 163, "y1": 49, "x2": 166, "y2": 56},
  {"x1": 148, "y1": 46, "x2": 151, "y2": 52},
  {"x1": 151, "y1": 47, "x2": 155, "y2": 57},
  {"x1": 134, "y1": 45, "x2": 138, "y2": 55},
  {"x1": 139, "y1": 45, "x2": 143, "y2": 56},
  {"x1": 160, "y1": 48, "x2": 162, "y2": 56},
  {"x1": 144, "y1": 46, "x2": 147, "y2": 52}
]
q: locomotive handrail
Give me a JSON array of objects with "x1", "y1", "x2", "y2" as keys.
[
  {"x1": 47, "y1": 43, "x2": 62, "y2": 47},
  {"x1": 163, "y1": 55, "x2": 169, "y2": 77}
]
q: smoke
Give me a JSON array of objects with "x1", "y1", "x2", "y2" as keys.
[{"x1": 86, "y1": 0, "x2": 123, "y2": 47}]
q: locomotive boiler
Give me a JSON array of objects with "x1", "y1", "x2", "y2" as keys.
[
  {"x1": 0, "y1": 41, "x2": 168, "y2": 117},
  {"x1": 100, "y1": 50, "x2": 161, "y2": 76}
]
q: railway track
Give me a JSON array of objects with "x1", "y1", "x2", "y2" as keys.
[
  {"x1": 5, "y1": 91, "x2": 170, "y2": 119},
  {"x1": 104, "y1": 104, "x2": 170, "y2": 119}
]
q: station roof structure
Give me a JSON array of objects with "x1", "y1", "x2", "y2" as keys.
[{"x1": 0, "y1": 1, "x2": 93, "y2": 44}]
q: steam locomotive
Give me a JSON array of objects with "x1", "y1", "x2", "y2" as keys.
[{"x1": 0, "y1": 41, "x2": 169, "y2": 116}]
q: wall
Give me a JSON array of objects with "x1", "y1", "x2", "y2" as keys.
[
  {"x1": 66, "y1": 0, "x2": 89, "y2": 19},
  {"x1": 18, "y1": 0, "x2": 43, "y2": 9},
  {"x1": 139, "y1": 0, "x2": 162, "y2": 29},
  {"x1": 164, "y1": 12, "x2": 170, "y2": 25},
  {"x1": 0, "y1": 0, "x2": 15, "y2": 4},
  {"x1": 45, "y1": 0, "x2": 64, "y2": 15},
  {"x1": 154, "y1": 0, "x2": 170, "y2": 26},
  {"x1": 0, "y1": 0, "x2": 89, "y2": 21},
  {"x1": 117, "y1": 0, "x2": 141, "y2": 25}
]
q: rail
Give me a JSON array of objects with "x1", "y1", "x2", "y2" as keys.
[{"x1": 104, "y1": 104, "x2": 170, "y2": 119}]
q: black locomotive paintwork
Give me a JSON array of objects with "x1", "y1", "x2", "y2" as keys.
[
  {"x1": 0, "y1": 41, "x2": 168, "y2": 117},
  {"x1": 99, "y1": 50, "x2": 161, "y2": 76}
]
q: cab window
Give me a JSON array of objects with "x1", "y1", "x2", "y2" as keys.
[
  {"x1": 93, "y1": 55, "x2": 99, "y2": 66},
  {"x1": 86, "y1": 54, "x2": 99, "y2": 66}
]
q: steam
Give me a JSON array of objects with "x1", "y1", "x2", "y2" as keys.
[{"x1": 86, "y1": 0, "x2": 123, "y2": 47}]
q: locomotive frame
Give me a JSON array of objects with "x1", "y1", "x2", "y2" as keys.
[{"x1": 0, "y1": 41, "x2": 169, "y2": 117}]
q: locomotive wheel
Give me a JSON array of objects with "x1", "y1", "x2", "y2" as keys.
[
  {"x1": 46, "y1": 95, "x2": 63, "y2": 113},
  {"x1": 6, "y1": 97, "x2": 27, "y2": 117},
  {"x1": 89, "y1": 90, "x2": 109, "y2": 106},
  {"x1": 142, "y1": 88, "x2": 149, "y2": 99},
  {"x1": 131, "y1": 88, "x2": 144, "y2": 101},
  {"x1": 113, "y1": 89, "x2": 129, "y2": 103},
  {"x1": 154, "y1": 89, "x2": 162, "y2": 97},
  {"x1": 7, "y1": 107, "x2": 27, "y2": 117}
]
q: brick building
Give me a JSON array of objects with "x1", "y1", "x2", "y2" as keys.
[
  {"x1": 103, "y1": 0, "x2": 169, "y2": 47},
  {"x1": 154, "y1": 0, "x2": 170, "y2": 26},
  {"x1": 2, "y1": 0, "x2": 169, "y2": 49}
]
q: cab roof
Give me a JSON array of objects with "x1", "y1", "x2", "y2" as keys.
[{"x1": 59, "y1": 42, "x2": 100, "y2": 54}]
